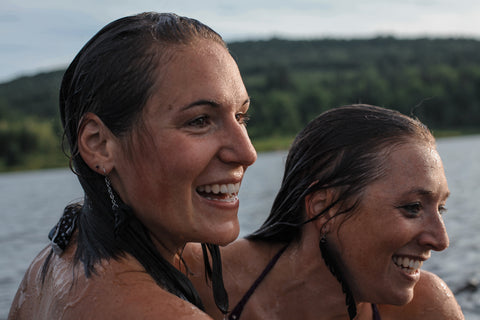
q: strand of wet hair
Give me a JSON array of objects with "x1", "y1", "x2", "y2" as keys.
[
  {"x1": 319, "y1": 236, "x2": 357, "y2": 319},
  {"x1": 201, "y1": 243, "x2": 229, "y2": 315}
]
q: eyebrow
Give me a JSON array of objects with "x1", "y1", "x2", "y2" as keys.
[
  {"x1": 407, "y1": 188, "x2": 450, "y2": 199},
  {"x1": 180, "y1": 98, "x2": 250, "y2": 111},
  {"x1": 181, "y1": 99, "x2": 220, "y2": 111}
]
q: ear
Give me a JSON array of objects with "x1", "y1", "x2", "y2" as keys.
[
  {"x1": 304, "y1": 188, "x2": 337, "y2": 231},
  {"x1": 78, "y1": 112, "x2": 116, "y2": 174}
]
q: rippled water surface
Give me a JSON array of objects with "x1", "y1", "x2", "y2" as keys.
[{"x1": 1, "y1": 135, "x2": 479, "y2": 319}]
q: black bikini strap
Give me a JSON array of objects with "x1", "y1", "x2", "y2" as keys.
[
  {"x1": 228, "y1": 244, "x2": 288, "y2": 320},
  {"x1": 371, "y1": 303, "x2": 382, "y2": 320}
]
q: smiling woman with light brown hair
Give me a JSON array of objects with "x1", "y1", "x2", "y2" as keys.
[
  {"x1": 184, "y1": 104, "x2": 464, "y2": 320},
  {"x1": 8, "y1": 12, "x2": 256, "y2": 320}
]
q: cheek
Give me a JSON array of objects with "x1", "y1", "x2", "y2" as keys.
[
  {"x1": 115, "y1": 145, "x2": 170, "y2": 208},
  {"x1": 338, "y1": 215, "x2": 395, "y2": 262}
]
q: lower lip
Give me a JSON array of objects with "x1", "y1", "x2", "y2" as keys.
[{"x1": 197, "y1": 193, "x2": 240, "y2": 209}]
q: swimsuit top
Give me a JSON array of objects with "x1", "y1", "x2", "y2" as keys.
[{"x1": 228, "y1": 245, "x2": 382, "y2": 320}]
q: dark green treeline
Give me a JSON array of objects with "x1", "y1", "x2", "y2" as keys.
[{"x1": 1, "y1": 37, "x2": 480, "y2": 171}]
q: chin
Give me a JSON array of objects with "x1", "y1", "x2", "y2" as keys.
[
  {"x1": 202, "y1": 223, "x2": 240, "y2": 246},
  {"x1": 382, "y1": 288, "x2": 415, "y2": 306},
  {"x1": 217, "y1": 228, "x2": 240, "y2": 246},
  {"x1": 359, "y1": 283, "x2": 415, "y2": 306}
]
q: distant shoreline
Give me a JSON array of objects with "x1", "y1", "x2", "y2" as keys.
[{"x1": 2, "y1": 131, "x2": 480, "y2": 174}]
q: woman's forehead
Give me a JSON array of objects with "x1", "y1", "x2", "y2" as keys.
[{"x1": 370, "y1": 142, "x2": 448, "y2": 197}]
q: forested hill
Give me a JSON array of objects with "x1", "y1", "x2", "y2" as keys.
[
  {"x1": 227, "y1": 37, "x2": 480, "y2": 137},
  {"x1": 1, "y1": 37, "x2": 480, "y2": 170}
]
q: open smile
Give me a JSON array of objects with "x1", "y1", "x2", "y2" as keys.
[
  {"x1": 392, "y1": 255, "x2": 424, "y2": 275},
  {"x1": 196, "y1": 183, "x2": 240, "y2": 202}
]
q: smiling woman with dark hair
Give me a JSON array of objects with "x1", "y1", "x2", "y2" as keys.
[
  {"x1": 184, "y1": 104, "x2": 464, "y2": 320},
  {"x1": 8, "y1": 12, "x2": 256, "y2": 319}
]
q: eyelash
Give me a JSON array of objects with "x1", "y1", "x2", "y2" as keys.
[
  {"x1": 438, "y1": 205, "x2": 448, "y2": 215},
  {"x1": 236, "y1": 113, "x2": 251, "y2": 126},
  {"x1": 398, "y1": 202, "x2": 448, "y2": 217},
  {"x1": 186, "y1": 112, "x2": 251, "y2": 129},
  {"x1": 400, "y1": 203, "x2": 422, "y2": 216},
  {"x1": 187, "y1": 115, "x2": 211, "y2": 128}
]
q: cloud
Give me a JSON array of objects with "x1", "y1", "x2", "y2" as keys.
[
  {"x1": 0, "y1": 2, "x2": 104, "y2": 81},
  {"x1": 1, "y1": 0, "x2": 480, "y2": 82}
]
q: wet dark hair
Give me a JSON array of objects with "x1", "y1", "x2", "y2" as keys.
[
  {"x1": 47, "y1": 12, "x2": 229, "y2": 313},
  {"x1": 247, "y1": 104, "x2": 435, "y2": 243}
]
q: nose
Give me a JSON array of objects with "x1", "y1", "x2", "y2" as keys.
[
  {"x1": 418, "y1": 212, "x2": 449, "y2": 252},
  {"x1": 219, "y1": 119, "x2": 257, "y2": 167}
]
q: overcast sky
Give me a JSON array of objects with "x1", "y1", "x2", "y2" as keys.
[{"x1": 1, "y1": 0, "x2": 480, "y2": 82}]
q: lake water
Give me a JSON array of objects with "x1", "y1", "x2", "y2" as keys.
[{"x1": 1, "y1": 135, "x2": 479, "y2": 319}]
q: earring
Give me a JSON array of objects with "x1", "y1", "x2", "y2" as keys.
[
  {"x1": 103, "y1": 168, "x2": 118, "y2": 211},
  {"x1": 103, "y1": 168, "x2": 130, "y2": 236}
]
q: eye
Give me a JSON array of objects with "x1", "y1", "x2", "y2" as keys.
[
  {"x1": 187, "y1": 115, "x2": 210, "y2": 128},
  {"x1": 398, "y1": 202, "x2": 423, "y2": 217},
  {"x1": 236, "y1": 112, "x2": 251, "y2": 126},
  {"x1": 438, "y1": 205, "x2": 448, "y2": 215}
]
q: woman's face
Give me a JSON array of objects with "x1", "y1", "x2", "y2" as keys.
[
  {"x1": 111, "y1": 40, "x2": 257, "y2": 255},
  {"x1": 328, "y1": 141, "x2": 449, "y2": 305}
]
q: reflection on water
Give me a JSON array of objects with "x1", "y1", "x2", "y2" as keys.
[
  {"x1": 0, "y1": 169, "x2": 82, "y2": 319},
  {"x1": 1, "y1": 135, "x2": 479, "y2": 319}
]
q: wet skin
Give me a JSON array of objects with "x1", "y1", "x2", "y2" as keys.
[
  {"x1": 182, "y1": 141, "x2": 464, "y2": 319},
  {"x1": 109, "y1": 39, "x2": 257, "y2": 259},
  {"x1": 8, "y1": 39, "x2": 256, "y2": 319},
  {"x1": 327, "y1": 142, "x2": 450, "y2": 306}
]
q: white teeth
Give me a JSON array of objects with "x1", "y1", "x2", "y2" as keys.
[
  {"x1": 413, "y1": 260, "x2": 420, "y2": 269},
  {"x1": 393, "y1": 256, "x2": 423, "y2": 274},
  {"x1": 220, "y1": 185, "x2": 228, "y2": 193},
  {"x1": 197, "y1": 183, "x2": 241, "y2": 195},
  {"x1": 409, "y1": 259, "x2": 414, "y2": 268}
]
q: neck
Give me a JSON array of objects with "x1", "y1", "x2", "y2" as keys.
[
  {"x1": 149, "y1": 232, "x2": 184, "y2": 264},
  {"x1": 260, "y1": 225, "x2": 363, "y2": 319}
]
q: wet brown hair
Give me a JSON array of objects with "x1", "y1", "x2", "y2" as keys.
[
  {"x1": 55, "y1": 12, "x2": 228, "y2": 312},
  {"x1": 248, "y1": 104, "x2": 435, "y2": 243}
]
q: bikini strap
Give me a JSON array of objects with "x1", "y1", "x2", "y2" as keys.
[
  {"x1": 371, "y1": 303, "x2": 382, "y2": 320},
  {"x1": 228, "y1": 244, "x2": 289, "y2": 320}
]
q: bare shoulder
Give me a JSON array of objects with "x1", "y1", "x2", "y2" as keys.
[
  {"x1": 379, "y1": 270, "x2": 464, "y2": 319},
  {"x1": 70, "y1": 276, "x2": 212, "y2": 320},
  {"x1": 181, "y1": 240, "x2": 254, "y2": 275},
  {"x1": 67, "y1": 254, "x2": 213, "y2": 319},
  {"x1": 182, "y1": 239, "x2": 252, "y2": 262},
  {"x1": 10, "y1": 245, "x2": 212, "y2": 320},
  {"x1": 181, "y1": 240, "x2": 255, "y2": 319},
  {"x1": 8, "y1": 246, "x2": 52, "y2": 319}
]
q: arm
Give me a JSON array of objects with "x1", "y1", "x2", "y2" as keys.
[{"x1": 379, "y1": 270, "x2": 464, "y2": 319}]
